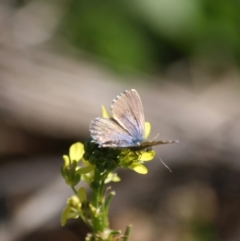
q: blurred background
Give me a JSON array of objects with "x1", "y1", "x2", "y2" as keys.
[{"x1": 0, "y1": 0, "x2": 240, "y2": 240}]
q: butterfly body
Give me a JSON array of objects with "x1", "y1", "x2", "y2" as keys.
[{"x1": 90, "y1": 89, "x2": 178, "y2": 149}]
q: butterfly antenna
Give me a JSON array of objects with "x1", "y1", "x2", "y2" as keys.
[
  {"x1": 156, "y1": 153, "x2": 172, "y2": 172},
  {"x1": 151, "y1": 133, "x2": 160, "y2": 141}
]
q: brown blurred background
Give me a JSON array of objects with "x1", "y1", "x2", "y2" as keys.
[{"x1": 0, "y1": 0, "x2": 240, "y2": 241}]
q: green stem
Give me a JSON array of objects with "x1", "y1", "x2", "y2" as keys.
[
  {"x1": 91, "y1": 186, "x2": 102, "y2": 233},
  {"x1": 71, "y1": 186, "x2": 78, "y2": 195},
  {"x1": 100, "y1": 176, "x2": 109, "y2": 229},
  {"x1": 91, "y1": 171, "x2": 105, "y2": 233},
  {"x1": 80, "y1": 213, "x2": 91, "y2": 228},
  {"x1": 103, "y1": 191, "x2": 115, "y2": 228},
  {"x1": 90, "y1": 171, "x2": 112, "y2": 237},
  {"x1": 123, "y1": 225, "x2": 132, "y2": 241}
]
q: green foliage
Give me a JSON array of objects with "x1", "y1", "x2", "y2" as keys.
[
  {"x1": 60, "y1": 0, "x2": 155, "y2": 74},
  {"x1": 59, "y1": 0, "x2": 240, "y2": 75}
]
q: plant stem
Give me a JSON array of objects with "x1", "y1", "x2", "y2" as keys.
[
  {"x1": 91, "y1": 171, "x2": 109, "y2": 234},
  {"x1": 71, "y1": 186, "x2": 78, "y2": 195},
  {"x1": 123, "y1": 225, "x2": 132, "y2": 241}
]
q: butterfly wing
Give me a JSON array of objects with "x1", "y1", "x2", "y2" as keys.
[
  {"x1": 90, "y1": 117, "x2": 139, "y2": 147},
  {"x1": 111, "y1": 89, "x2": 145, "y2": 145}
]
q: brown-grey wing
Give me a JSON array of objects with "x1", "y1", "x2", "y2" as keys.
[
  {"x1": 89, "y1": 117, "x2": 138, "y2": 147},
  {"x1": 111, "y1": 89, "x2": 145, "y2": 142}
]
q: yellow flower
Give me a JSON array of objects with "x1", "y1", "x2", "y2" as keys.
[
  {"x1": 119, "y1": 149, "x2": 155, "y2": 174},
  {"x1": 60, "y1": 187, "x2": 88, "y2": 226},
  {"x1": 144, "y1": 122, "x2": 151, "y2": 139},
  {"x1": 61, "y1": 196, "x2": 81, "y2": 226},
  {"x1": 101, "y1": 105, "x2": 109, "y2": 118},
  {"x1": 61, "y1": 142, "x2": 94, "y2": 186},
  {"x1": 105, "y1": 172, "x2": 121, "y2": 183},
  {"x1": 63, "y1": 142, "x2": 84, "y2": 165}
]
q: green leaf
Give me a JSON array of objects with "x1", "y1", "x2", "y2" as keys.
[
  {"x1": 77, "y1": 187, "x2": 87, "y2": 202},
  {"x1": 77, "y1": 165, "x2": 94, "y2": 174},
  {"x1": 60, "y1": 206, "x2": 71, "y2": 226}
]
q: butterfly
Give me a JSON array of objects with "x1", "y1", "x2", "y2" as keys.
[{"x1": 90, "y1": 89, "x2": 178, "y2": 149}]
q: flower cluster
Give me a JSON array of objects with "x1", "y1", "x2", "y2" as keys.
[
  {"x1": 83, "y1": 138, "x2": 121, "y2": 173},
  {"x1": 60, "y1": 105, "x2": 156, "y2": 240}
]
